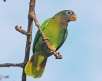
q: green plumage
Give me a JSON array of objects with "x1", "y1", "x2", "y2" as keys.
[
  {"x1": 33, "y1": 18, "x2": 68, "y2": 56},
  {"x1": 25, "y1": 10, "x2": 77, "y2": 78}
]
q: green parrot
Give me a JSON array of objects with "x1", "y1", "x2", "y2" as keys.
[{"x1": 25, "y1": 10, "x2": 77, "y2": 78}]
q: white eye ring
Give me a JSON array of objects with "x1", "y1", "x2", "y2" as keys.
[{"x1": 66, "y1": 11, "x2": 72, "y2": 15}]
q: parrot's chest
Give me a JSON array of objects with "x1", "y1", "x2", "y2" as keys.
[{"x1": 43, "y1": 24, "x2": 66, "y2": 47}]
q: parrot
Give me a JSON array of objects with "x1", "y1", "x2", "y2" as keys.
[{"x1": 24, "y1": 10, "x2": 77, "y2": 78}]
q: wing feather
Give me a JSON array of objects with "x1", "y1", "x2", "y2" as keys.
[
  {"x1": 56, "y1": 29, "x2": 68, "y2": 50},
  {"x1": 32, "y1": 18, "x2": 51, "y2": 52}
]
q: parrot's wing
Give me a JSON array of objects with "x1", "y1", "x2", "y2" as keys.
[
  {"x1": 56, "y1": 29, "x2": 68, "y2": 50},
  {"x1": 33, "y1": 18, "x2": 51, "y2": 52}
]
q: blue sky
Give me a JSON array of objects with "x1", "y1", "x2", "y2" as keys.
[{"x1": 0, "y1": 0, "x2": 102, "y2": 81}]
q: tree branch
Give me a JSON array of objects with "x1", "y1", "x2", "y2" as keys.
[
  {"x1": 21, "y1": 0, "x2": 36, "y2": 81},
  {"x1": 0, "y1": 63, "x2": 24, "y2": 68},
  {"x1": 0, "y1": 75, "x2": 9, "y2": 80},
  {"x1": 15, "y1": 25, "x2": 28, "y2": 36},
  {"x1": 1, "y1": 0, "x2": 36, "y2": 81}
]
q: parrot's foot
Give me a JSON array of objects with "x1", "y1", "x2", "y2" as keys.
[
  {"x1": 55, "y1": 52, "x2": 62, "y2": 59},
  {"x1": 42, "y1": 37, "x2": 62, "y2": 59},
  {"x1": 50, "y1": 46, "x2": 62, "y2": 59}
]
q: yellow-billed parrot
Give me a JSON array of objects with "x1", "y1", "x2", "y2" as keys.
[{"x1": 25, "y1": 10, "x2": 77, "y2": 78}]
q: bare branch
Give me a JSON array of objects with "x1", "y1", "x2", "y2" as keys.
[
  {"x1": 1, "y1": 0, "x2": 36, "y2": 81},
  {"x1": 0, "y1": 63, "x2": 24, "y2": 68},
  {"x1": 0, "y1": 75, "x2": 9, "y2": 80},
  {"x1": 0, "y1": 75, "x2": 9, "y2": 78},
  {"x1": 21, "y1": 0, "x2": 36, "y2": 81},
  {"x1": 15, "y1": 25, "x2": 28, "y2": 36}
]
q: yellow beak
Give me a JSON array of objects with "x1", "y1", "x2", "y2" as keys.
[{"x1": 70, "y1": 14, "x2": 77, "y2": 21}]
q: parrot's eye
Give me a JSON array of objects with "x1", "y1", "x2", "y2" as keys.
[
  {"x1": 66, "y1": 11, "x2": 72, "y2": 15},
  {"x1": 68, "y1": 11, "x2": 70, "y2": 14}
]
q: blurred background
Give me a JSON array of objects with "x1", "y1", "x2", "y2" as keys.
[{"x1": 0, "y1": 0, "x2": 102, "y2": 81}]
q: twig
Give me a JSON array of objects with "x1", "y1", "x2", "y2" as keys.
[
  {"x1": 0, "y1": 75, "x2": 9, "y2": 81},
  {"x1": 0, "y1": 75, "x2": 9, "y2": 78},
  {"x1": 0, "y1": 63, "x2": 24, "y2": 68},
  {"x1": 15, "y1": 25, "x2": 28, "y2": 36}
]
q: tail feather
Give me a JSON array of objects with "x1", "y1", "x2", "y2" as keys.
[
  {"x1": 32, "y1": 59, "x2": 47, "y2": 78},
  {"x1": 24, "y1": 56, "x2": 47, "y2": 78},
  {"x1": 24, "y1": 56, "x2": 34, "y2": 77}
]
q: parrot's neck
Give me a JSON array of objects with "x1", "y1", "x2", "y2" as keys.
[
  {"x1": 52, "y1": 17, "x2": 68, "y2": 26},
  {"x1": 59, "y1": 18, "x2": 69, "y2": 25}
]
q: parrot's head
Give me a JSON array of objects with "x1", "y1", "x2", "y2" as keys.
[{"x1": 52, "y1": 10, "x2": 77, "y2": 25}]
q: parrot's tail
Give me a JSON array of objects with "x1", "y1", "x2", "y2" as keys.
[{"x1": 24, "y1": 56, "x2": 47, "y2": 78}]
